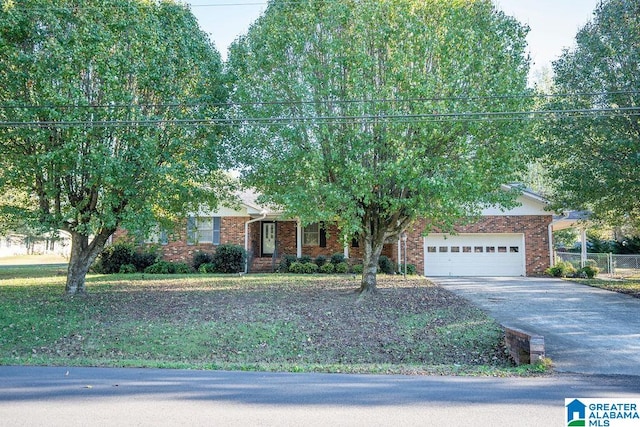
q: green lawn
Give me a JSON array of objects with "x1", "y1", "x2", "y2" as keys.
[
  {"x1": 571, "y1": 277, "x2": 640, "y2": 298},
  {"x1": 0, "y1": 267, "x2": 544, "y2": 376}
]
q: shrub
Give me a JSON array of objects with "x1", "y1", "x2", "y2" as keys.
[
  {"x1": 198, "y1": 263, "x2": 216, "y2": 274},
  {"x1": 97, "y1": 243, "x2": 136, "y2": 274},
  {"x1": 545, "y1": 261, "x2": 577, "y2": 278},
  {"x1": 211, "y1": 244, "x2": 246, "y2": 274},
  {"x1": 579, "y1": 265, "x2": 600, "y2": 279},
  {"x1": 319, "y1": 263, "x2": 335, "y2": 274},
  {"x1": 132, "y1": 250, "x2": 158, "y2": 272},
  {"x1": 118, "y1": 263, "x2": 137, "y2": 274},
  {"x1": 302, "y1": 262, "x2": 318, "y2": 274},
  {"x1": 378, "y1": 255, "x2": 394, "y2": 274},
  {"x1": 278, "y1": 254, "x2": 297, "y2": 273},
  {"x1": 398, "y1": 263, "x2": 417, "y2": 275},
  {"x1": 95, "y1": 243, "x2": 158, "y2": 274},
  {"x1": 314, "y1": 255, "x2": 327, "y2": 267},
  {"x1": 330, "y1": 253, "x2": 345, "y2": 265},
  {"x1": 335, "y1": 261, "x2": 349, "y2": 273},
  {"x1": 298, "y1": 255, "x2": 312, "y2": 264},
  {"x1": 351, "y1": 264, "x2": 364, "y2": 274},
  {"x1": 144, "y1": 260, "x2": 174, "y2": 274},
  {"x1": 192, "y1": 251, "x2": 214, "y2": 270},
  {"x1": 172, "y1": 262, "x2": 192, "y2": 274},
  {"x1": 289, "y1": 261, "x2": 305, "y2": 274}
]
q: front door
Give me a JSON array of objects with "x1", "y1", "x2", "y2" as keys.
[{"x1": 262, "y1": 222, "x2": 276, "y2": 256}]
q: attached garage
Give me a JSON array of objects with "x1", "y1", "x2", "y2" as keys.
[{"x1": 424, "y1": 233, "x2": 526, "y2": 277}]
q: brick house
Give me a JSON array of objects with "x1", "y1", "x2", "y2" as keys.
[{"x1": 132, "y1": 186, "x2": 554, "y2": 276}]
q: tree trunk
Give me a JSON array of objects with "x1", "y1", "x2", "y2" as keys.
[
  {"x1": 359, "y1": 233, "x2": 385, "y2": 294},
  {"x1": 65, "y1": 230, "x2": 112, "y2": 295}
]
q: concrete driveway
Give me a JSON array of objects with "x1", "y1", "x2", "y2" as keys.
[{"x1": 432, "y1": 277, "x2": 640, "y2": 377}]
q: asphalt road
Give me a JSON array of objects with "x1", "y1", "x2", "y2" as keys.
[
  {"x1": 1, "y1": 366, "x2": 639, "y2": 426},
  {"x1": 433, "y1": 277, "x2": 640, "y2": 376}
]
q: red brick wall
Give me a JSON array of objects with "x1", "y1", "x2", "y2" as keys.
[
  {"x1": 160, "y1": 216, "x2": 249, "y2": 263},
  {"x1": 404, "y1": 215, "x2": 552, "y2": 276},
  {"x1": 115, "y1": 214, "x2": 550, "y2": 274}
]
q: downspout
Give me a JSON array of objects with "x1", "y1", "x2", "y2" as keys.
[{"x1": 245, "y1": 211, "x2": 267, "y2": 273}]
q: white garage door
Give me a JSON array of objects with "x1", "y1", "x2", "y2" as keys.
[{"x1": 424, "y1": 233, "x2": 525, "y2": 276}]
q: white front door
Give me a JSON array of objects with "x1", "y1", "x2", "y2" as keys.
[{"x1": 262, "y1": 222, "x2": 276, "y2": 256}]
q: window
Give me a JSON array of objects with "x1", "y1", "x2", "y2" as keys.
[
  {"x1": 303, "y1": 223, "x2": 319, "y2": 246},
  {"x1": 498, "y1": 246, "x2": 507, "y2": 253},
  {"x1": 144, "y1": 226, "x2": 168, "y2": 245},
  {"x1": 474, "y1": 246, "x2": 483, "y2": 253},
  {"x1": 451, "y1": 246, "x2": 460, "y2": 253},
  {"x1": 463, "y1": 246, "x2": 472, "y2": 253},
  {"x1": 439, "y1": 246, "x2": 448, "y2": 253},
  {"x1": 486, "y1": 246, "x2": 495, "y2": 253},
  {"x1": 187, "y1": 216, "x2": 221, "y2": 245},
  {"x1": 510, "y1": 246, "x2": 519, "y2": 253},
  {"x1": 427, "y1": 246, "x2": 437, "y2": 253}
]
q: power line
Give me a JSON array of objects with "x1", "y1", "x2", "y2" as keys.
[
  {"x1": 1, "y1": 106, "x2": 638, "y2": 128},
  {"x1": 0, "y1": 91, "x2": 637, "y2": 111}
]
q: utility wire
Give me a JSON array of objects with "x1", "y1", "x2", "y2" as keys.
[
  {"x1": 0, "y1": 91, "x2": 637, "y2": 111},
  {"x1": 1, "y1": 106, "x2": 638, "y2": 128}
]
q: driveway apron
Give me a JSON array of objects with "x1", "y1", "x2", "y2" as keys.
[{"x1": 432, "y1": 277, "x2": 640, "y2": 376}]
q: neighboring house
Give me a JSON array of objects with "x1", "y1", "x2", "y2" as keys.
[
  {"x1": 0, "y1": 230, "x2": 71, "y2": 258},
  {"x1": 125, "y1": 186, "x2": 559, "y2": 276}
]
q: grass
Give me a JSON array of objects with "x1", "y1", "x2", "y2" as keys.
[
  {"x1": 0, "y1": 263, "x2": 549, "y2": 376},
  {"x1": 570, "y1": 277, "x2": 640, "y2": 298}
]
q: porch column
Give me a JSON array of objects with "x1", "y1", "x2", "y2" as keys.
[
  {"x1": 580, "y1": 228, "x2": 587, "y2": 268},
  {"x1": 296, "y1": 220, "x2": 302, "y2": 258},
  {"x1": 344, "y1": 237, "x2": 349, "y2": 259}
]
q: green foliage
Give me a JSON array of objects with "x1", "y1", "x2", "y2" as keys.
[
  {"x1": 227, "y1": 0, "x2": 532, "y2": 292},
  {"x1": 144, "y1": 261, "x2": 174, "y2": 274},
  {"x1": 298, "y1": 255, "x2": 312, "y2": 264},
  {"x1": 553, "y1": 229, "x2": 579, "y2": 250},
  {"x1": 172, "y1": 262, "x2": 192, "y2": 275},
  {"x1": 579, "y1": 265, "x2": 600, "y2": 279},
  {"x1": 378, "y1": 255, "x2": 395, "y2": 275},
  {"x1": 211, "y1": 244, "x2": 246, "y2": 274},
  {"x1": 193, "y1": 251, "x2": 214, "y2": 271},
  {"x1": 288, "y1": 262, "x2": 305, "y2": 274},
  {"x1": 96, "y1": 243, "x2": 136, "y2": 274},
  {"x1": 278, "y1": 254, "x2": 297, "y2": 273},
  {"x1": 118, "y1": 264, "x2": 137, "y2": 274},
  {"x1": 398, "y1": 264, "x2": 417, "y2": 275},
  {"x1": 144, "y1": 261, "x2": 191, "y2": 274},
  {"x1": 95, "y1": 242, "x2": 157, "y2": 274},
  {"x1": 198, "y1": 263, "x2": 216, "y2": 274},
  {"x1": 335, "y1": 262, "x2": 349, "y2": 274},
  {"x1": 319, "y1": 263, "x2": 335, "y2": 274},
  {"x1": 330, "y1": 253, "x2": 345, "y2": 265},
  {"x1": 540, "y1": 0, "x2": 640, "y2": 228},
  {"x1": 545, "y1": 261, "x2": 577, "y2": 278},
  {"x1": 0, "y1": 0, "x2": 230, "y2": 293},
  {"x1": 351, "y1": 264, "x2": 364, "y2": 274},
  {"x1": 314, "y1": 255, "x2": 327, "y2": 267},
  {"x1": 302, "y1": 263, "x2": 319, "y2": 274}
]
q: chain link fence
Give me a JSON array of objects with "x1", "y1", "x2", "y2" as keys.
[{"x1": 556, "y1": 252, "x2": 640, "y2": 278}]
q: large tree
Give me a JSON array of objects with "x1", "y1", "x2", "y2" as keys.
[
  {"x1": 540, "y1": 0, "x2": 640, "y2": 227},
  {"x1": 227, "y1": 0, "x2": 531, "y2": 293},
  {"x1": 0, "y1": 0, "x2": 231, "y2": 294}
]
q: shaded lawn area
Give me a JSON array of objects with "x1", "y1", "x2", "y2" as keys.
[{"x1": 0, "y1": 270, "x2": 533, "y2": 375}]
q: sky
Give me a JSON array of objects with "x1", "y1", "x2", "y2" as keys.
[{"x1": 187, "y1": 0, "x2": 600, "y2": 76}]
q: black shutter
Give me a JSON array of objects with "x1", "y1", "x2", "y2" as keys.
[{"x1": 319, "y1": 222, "x2": 326, "y2": 248}]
